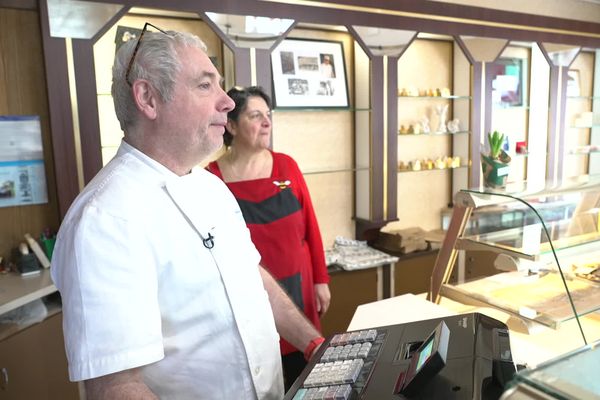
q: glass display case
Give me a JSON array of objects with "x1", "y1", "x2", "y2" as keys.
[
  {"x1": 430, "y1": 176, "x2": 600, "y2": 330},
  {"x1": 501, "y1": 339, "x2": 600, "y2": 399}
]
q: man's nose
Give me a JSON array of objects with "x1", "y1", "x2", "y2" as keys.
[{"x1": 222, "y1": 90, "x2": 235, "y2": 112}]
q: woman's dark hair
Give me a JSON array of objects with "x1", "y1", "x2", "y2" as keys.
[{"x1": 223, "y1": 86, "x2": 272, "y2": 147}]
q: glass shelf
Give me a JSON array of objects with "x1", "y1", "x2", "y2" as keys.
[
  {"x1": 570, "y1": 124, "x2": 600, "y2": 129},
  {"x1": 567, "y1": 95, "x2": 600, "y2": 100},
  {"x1": 458, "y1": 210, "x2": 600, "y2": 261},
  {"x1": 273, "y1": 107, "x2": 370, "y2": 112},
  {"x1": 458, "y1": 175, "x2": 600, "y2": 204},
  {"x1": 568, "y1": 149, "x2": 600, "y2": 155},
  {"x1": 302, "y1": 166, "x2": 369, "y2": 175},
  {"x1": 441, "y1": 270, "x2": 600, "y2": 329},
  {"x1": 397, "y1": 95, "x2": 471, "y2": 100},
  {"x1": 398, "y1": 164, "x2": 468, "y2": 173},
  {"x1": 98, "y1": 95, "x2": 370, "y2": 112},
  {"x1": 398, "y1": 130, "x2": 470, "y2": 136},
  {"x1": 493, "y1": 104, "x2": 530, "y2": 110}
]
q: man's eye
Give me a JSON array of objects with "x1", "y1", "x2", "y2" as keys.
[{"x1": 199, "y1": 82, "x2": 211, "y2": 90}]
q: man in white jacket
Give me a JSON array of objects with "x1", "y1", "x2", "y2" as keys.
[{"x1": 51, "y1": 24, "x2": 323, "y2": 400}]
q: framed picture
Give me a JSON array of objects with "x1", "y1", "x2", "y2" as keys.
[
  {"x1": 114, "y1": 26, "x2": 142, "y2": 53},
  {"x1": 567, "y1": 69, "x2": 581, "y2": 96},
  {"x1": 490, "y1": 58, "x2": 524, "y2": 107},
  {"x1": 271, "y1": 38, "x2": 349, "y2": 108}
]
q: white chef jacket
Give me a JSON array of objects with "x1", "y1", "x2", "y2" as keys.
[{"x1": 51, "y1": 141, "x2": 284, "y2": 399}]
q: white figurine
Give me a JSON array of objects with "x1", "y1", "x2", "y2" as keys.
[
  {"x1": 420, "y1": 117, "x2": 431, "y2": 133},
  {"x1": 435, "y1": 104, "x2": 449, "y2": 133},
  {"x1": 447, "y1": 118, "x2": 460, "y2": 133}
]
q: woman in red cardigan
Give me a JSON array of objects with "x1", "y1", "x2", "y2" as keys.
[{"x1": 207, "y1": 86, "x2": 330, "y2": 390}]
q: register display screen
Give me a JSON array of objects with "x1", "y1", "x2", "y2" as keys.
[
  {"x1": 398, "y1": 320, "x2": 450, "y2": 397},
  {"x1": 416, "y1": 338, "x2": 434, "y2": 371}
]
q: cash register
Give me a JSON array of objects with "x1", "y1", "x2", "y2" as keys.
[{"x1": 285, "y1": 313, "x2": 516, "y2": 400}]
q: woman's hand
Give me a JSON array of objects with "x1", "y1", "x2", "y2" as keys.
[{"x1": 314, "y1": 283, "x2": 331, "y2": 317}]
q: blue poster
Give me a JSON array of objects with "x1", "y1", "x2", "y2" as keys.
[{"x1": 0, "y1": 115, "x2": 48, "y2": 207}]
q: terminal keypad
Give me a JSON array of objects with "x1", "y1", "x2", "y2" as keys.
[{"x1": 291, "y1": 329, "x2": 382, "y2": 400}]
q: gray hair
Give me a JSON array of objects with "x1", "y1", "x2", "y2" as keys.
[{"x1": 111, "y1": 29, "x2": 208, "y2": 131}]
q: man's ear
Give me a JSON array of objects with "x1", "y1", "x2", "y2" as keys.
[{"x1": 131, "y1": 80, "x2": 158, "y2": 120}]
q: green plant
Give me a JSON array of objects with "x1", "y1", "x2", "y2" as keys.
[{"x1": 487, "y1": 130, "x2": 505, "y2": 160}]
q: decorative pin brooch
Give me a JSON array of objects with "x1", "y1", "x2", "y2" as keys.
[{"x1": 273, "y1": 180, "x2": 291, "y2": 189}]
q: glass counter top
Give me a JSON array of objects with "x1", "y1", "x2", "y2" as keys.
[
  {"x1": 451, "y1": 177, "x2": 600, "y2": 260},
  {"x1": 460, "y1": 210, "x2": 600, "y2": 260},
  {"x1": 456, "y1": 174, "x2": 600, "y2": 209},
  {"x1": 509, "y1": 340, "x2": 600, "y2": 399}
]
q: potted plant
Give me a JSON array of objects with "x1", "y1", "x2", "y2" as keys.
[{"x1": 481, "y1": 130, "x2": 511, "y2": 188}]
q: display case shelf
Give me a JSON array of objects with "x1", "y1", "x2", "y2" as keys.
[
  {"x1": 398, "y1": 130, "x2": 470, "y2": 136},
  {"x1": 273, "y1": 107, "x2": 371, "y2": 112},
  {"x1": 430, "y1": 176, "x2": 600, "y2": 330},
  {"x1": 566, "y1": 96, "x2": 600, "y2": 100},
  {"x1": 569, "y1": 124, "x2": 600, "y2": 129},
  {"x1": 492, "y1": 104, "x2": 531, "y2": 110},
  {"x1": 398, "y1": 164, "x2": 468, "y2": 173},
  {"x1": 302, "y1": 166, "x2": 369, "y2": 175},
  {"x1": 397, "y1": 95, "x2": 471, "y2": 100},
  {"x1": 457, "y1": 214, "x2": 600, "y2": 261}
]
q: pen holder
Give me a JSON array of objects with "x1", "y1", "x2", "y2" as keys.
[{"x1": 40, "y1": 236, "x2": 56, "y2": 260}]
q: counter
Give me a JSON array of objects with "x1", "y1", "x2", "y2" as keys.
[
  {"x1": 347, "y1": 293, "x2": 600, "y2": 368},
  {"x1": 0, "y1": 269, "x2": 56, "y2": 316},
  {"x1": 0, "y1": 269, "x2": 58, "y2": 340}
]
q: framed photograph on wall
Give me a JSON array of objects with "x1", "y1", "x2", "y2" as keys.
[
  {"x1": 114, "y1": 26, "x2": 142, "y2": 53},
  {"x1": 271, "y1": 38, "x2": 349, "y2": 108},
  {"x1": 566, "y1": 69, "x2": 581, "y2": 96},
  {"x1": 490, "y1": 58, "x2": 524, "y2": 107}
]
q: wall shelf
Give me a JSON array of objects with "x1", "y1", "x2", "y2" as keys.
[
  {"x1": 397, "y1": 165, "x2": 469, "y2": 173},
  {"x1": 493, "y1": 104, "x2": 530, "y2": 110},
  {"x1": 567, "y1": 96, "x2": 600, "y2": 100},
  {"x1": 274, "y1": 107, "x2": 371, "y2": 113},
  {"x1": 398, "y1": 130, "x2": 469, "y2": 136},
  {"x1": 398, "y1": 95, "x2": 470, "y2": 100},
  {"x1": 302, "y1": 166, "x2": 370, "y2": 175},
  {"x1": 570, "y1": 124, "x2": 600, "y2": 129}
]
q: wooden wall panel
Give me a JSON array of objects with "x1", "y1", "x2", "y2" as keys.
[{"x1": 0, "y1": 8, "x2": 59, "y2": 261}]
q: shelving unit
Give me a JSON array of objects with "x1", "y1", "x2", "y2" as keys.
[
  {"x1": 391, "y1": 37, "x2": 471, "y2": 232},
  {"x1": 397, "y1": 92, "x2": 469, "y2": 174},
  {"x1": 563, "y1": 50, "x2": 599, "y2": 179}
]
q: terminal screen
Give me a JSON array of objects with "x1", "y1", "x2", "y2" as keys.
[{"x1": 416, "y1": 338, "x2": 434, "y2": 371}]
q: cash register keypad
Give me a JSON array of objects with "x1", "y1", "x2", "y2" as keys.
[{"x1": 291, "y1": 329, "x2": 381, "y2": 400}]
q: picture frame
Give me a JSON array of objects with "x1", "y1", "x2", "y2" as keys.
[
  {"x1": 114, "y1": 26, "x2": 142, "y2": 53},
  {"x1": 271, "y1": 38, "x2": 349, "y2": 108},
  {"x1": 490, "y1": 58, "x2": 524, "y2": 107},
  {"x1": 567, "y1": 69, "x2": 581, "y2": 97}
]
